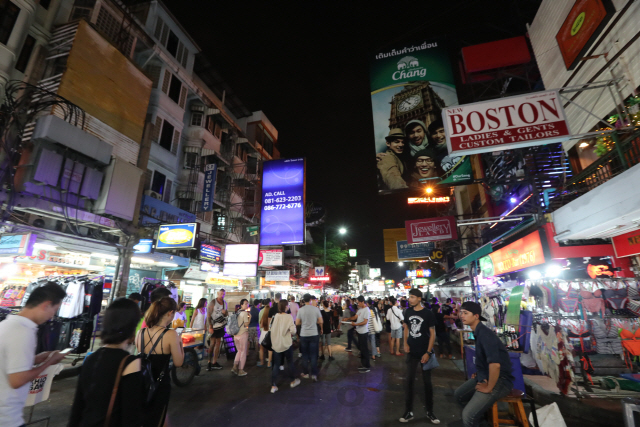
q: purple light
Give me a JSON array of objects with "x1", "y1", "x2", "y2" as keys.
[{"x1": 509, "y1": 197, "x2": 517, "y2": 204}]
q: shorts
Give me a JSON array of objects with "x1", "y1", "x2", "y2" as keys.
[
  {"x1": 212, "y1": 328, "x2": 226, "y2": 338},
  {"x1": 320, "y1": 333, "x2": 331, "y2": 346},
  {"x1": 391, "y1": 327, "x2": 403, "y2": 339},
  {"x1": 248, "y1": 326, "x2": 258, "y2": 342}
]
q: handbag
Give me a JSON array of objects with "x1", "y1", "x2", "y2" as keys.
[
  {"x1": 422, "y1": 351, "x2": 439, "y2": 371},
  {"x1": 373, "y1": 313, "x2": 382, "y2": 333},
  {"x1": 139, "y1": 328, "x2": 169, "y2": 404},
  {"x1": 259, "y1": 317, "x2": 275, "y2": 351},
  {"x1": 104, "y1": 355, "x2": 131, "y2": 427}
]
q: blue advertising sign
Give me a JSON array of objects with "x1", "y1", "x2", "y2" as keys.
[
  {"x1": 0, "y1": 233, "x2": 36, "y2": 256},
  {"x1": 133, "y1": 239, "x2": 154, "y2": 254},
  {"x1": 200, "y1": 243, "x2": 221, "y2": 262},
  {"x1": 396, "y1": 240, "x2": 434, "y2": 260},
  {"x1": 201, "y1": 164, "x2": 217, "y2": 212},
  {"x1": 260, "y1": 158, "x2": 305, "y2": 246},
  {"x1": 140, "y1": 195, "x2": 196, "y2": 226},
  {"x1": 156, "y1": 223, "x2": 198, "y2": 249}
]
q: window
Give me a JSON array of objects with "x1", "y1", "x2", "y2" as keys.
[
  {"x1": 215, "y1": 213, "x2": 227, "y2": 230},
  {"x1": 184, "y1": 152, "x2": 198, "y2": 169},
  {"x1": 206, "y1": 116, "x2": 215, "y2": 135},
  {"x1": 263, "y1": 133, "x2": 274, "y2": 157},
  {"x1": 166, "y1": 30, "x2": 178, "y2": 56},
  {"x1": 0, "y1": 0, "x2": 20, "y2": 46},
  {"x1": 163, "y1": 179, "x2": 172, "y2": 203},
  {"x1": 178, "y1": 199, "x2": 194, "y2": 213},
  {"x1": 191, "y1": 112, "x2": 203, "y2": 127},
  {"x1": 168, "y1": 74, "x2": 181, "y2": 103},
  {"x1": 154, "y1": 17, "x2": 189, "y2": 68},
  {"x1": 159, "y1": 120, "x2": 174, "y2": 152},
  {"x1": 15, "y1": 34, "x2": 35, "y2": 73},
  {"x1": 39, "y1": 0, "x2": 51, "y2": 9},
  {"x1": 151, "y1": 170, "x2": 166, "y2": 195}
]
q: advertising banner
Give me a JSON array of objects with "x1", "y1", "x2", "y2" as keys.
[
  {"x1": 201, "y1": 164, "x2": 217, "y2": 212},
  {"x1": 370, "y1": 38, "x2": 463, "y2": 194},
  {"x1": 408, "y1": 196, "x2": 450, "y2": 204},
  {"x1": 405, "y1": 216, "x2": 457, "y2": 244},
  {"x1": 369, "y1": 268, "x2": 381, "y2": 279},
  {"x1": 265, "y1": 270, "x2": 290, "y2": 281},
  {"x1": 200, "y1": 243, "x2": 222, "y2": 262},
  {"x1": 223, "y1": 263, "x2": 257, "y2": 277},
  {"x1": 224, "y1": 244, "x2": 259, "y2": 263},
  {"x1": 260, "y1": 158, "x2": 305, "y2": 245},
  {"x1": 0, "y1": 233, "x2": 36, "y2": 256},
  {"x1": 478, "y1": 231, "x2": 545, "y2": 277},
  {"x1": 133, "y1": 239, "x2": 153, "y2": 254},
  {"x1": 397, "y1": 240, "x2": 435, "y2": 260},
  {"x1": 612, "y1": 229, "x2": 640, "y2": 258},
  {"x1": 156, "y1": 223, "x2": 198, "y2": 249},
  {"x1": 259, "y1": 249, "x2": 283, "y2": 266},
  {"x1": 443, "y1": 90, "x2": 571, "y2": 156}
]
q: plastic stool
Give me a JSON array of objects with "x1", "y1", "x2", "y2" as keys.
[{"x1": 491, "y1": 389, "x2": 529, "y2": 427}]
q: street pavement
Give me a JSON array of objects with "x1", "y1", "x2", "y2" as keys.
[{"x1": 25, "y1": 331, "x2": 604, "y2": 427}]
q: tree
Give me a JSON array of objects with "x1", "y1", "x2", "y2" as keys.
[{"x1": 305, "y1": 230, "x2": 350, "y2": 288}]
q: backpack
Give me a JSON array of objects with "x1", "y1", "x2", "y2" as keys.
[
  {"x1": 226, "y1": 311, "x2": 241, "y2": 336},
  {"x1": 139, "y1": 328, "x2": 169, "y2": 403}
]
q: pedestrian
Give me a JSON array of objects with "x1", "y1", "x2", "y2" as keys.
[
  {"x1": 173, "y1": 302, "x2": 187, "y2": 327},
  {"x1": 248, "y1": 299, "x2": 260, "y2": 350},
  {"x1": 387, "y1": 296, "x2": 404, "y2": 356},
  {"x1": 346, "y1": 295, "x2": 371, "y2": 373},
  {"x1": 320, "y1": 301, "x2": 334, "y2": 361},
  {"x1": 190, "y1": 298, "x2": 207, "y2": 329},
  {"x1": 296, "y1": 294, "x2": 322, "y2": 381},
  {"x1": 128, "y1": 292, "x2": 142, "y2": 305},
  {"x1": 268, "y1": 292, "x2": 282, "y2": 322},
  {"x1": 140, "y1": 287, "x2": 172, "y2": 329},
  {"x1": 288, "y1": 295, "x2": 300, "y2": 322},
  {"x1": 331, "y1": 302, "x2": 340, "y2": 332},
  {"x1": 0, "y1": 283, "x2": 67, "y2": 427},
  {"x1": 136, "y1": 296, "x2": 184, "y2": 427},
  {"x1": 270, "y1": 300, "x2": 301, "y2": 393},
  {"x1": 258, "y1": 298, "x2": 273, "y2": 367},
  {"x1": 400, "y1": 288, "x2": 439, "y2": 424},
  {"x1": 432, "y1": 304, "x2": 454, "y2": 359},
  {"x1": 69, "y1": 298, "x2": 144, "y2": 426},
  {"x1": 206, "y1": 289, "x2": 228, "y2": 371},
  {"x1": 343, "y1": 298, "x2": 357, "y2": 352},
  {"x1": 232, "y1": 299, "x2": 251, "y2": 376},
  {"x1": 454, "y1": 302, "x2": 513, "y2": 427},
  {"x1": 368, "y1": 300, "x2": 381, "y2": 360}
]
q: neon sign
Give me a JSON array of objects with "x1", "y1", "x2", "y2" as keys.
[{"x1": 408, "y1": 197, "x2": 450, "y2": 204}]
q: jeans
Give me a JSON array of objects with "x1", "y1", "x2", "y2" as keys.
[
  {"x1": 405, "y1": 354, "x2": 433, "y2": 413},
  {"x1": 300, "y1": 335, "x2": 319, "y2": 376},
  {"x1": 454, "y1": 377, "x2": 513, "y2": 427},
  {"x1": 272, "y1": 347, "x2": 295, "y2": 386},
  {"x1": 369, "y1": 333, "x2": 380, "y2": 357},
  {"x1": 357, "y1": 332, "x2": 370, "y2": 368},
  {"x1": 347, "y1": 328, "x2": 356, "y2": 349},
  {"x1": 436, "y1": 331, "x2": 452, "y2": 356}
]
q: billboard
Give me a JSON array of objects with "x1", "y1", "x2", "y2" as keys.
[
  {"x1": 479, "y1": 231, "x2": 546, "y2": 277},
  {"x1": 405, "y1": 216, "x2": 457, "y2": 244},
  {"x1": 443, "y1": 90, "x2": 571, "y2": 156},
  {"x1": 260, "y1": 158, "x2": 306, "y2": 245},
  {"x1": 201, "y1": 164, "x2": 217, "y2": 212},
  {"x1": 133, "y1": 239, "x2": 153, "y2": 254},
  {"x1": 224, "y1": 244, "x2": 259, "y2": 263},
  {"x1": 223, "y1": 263, "x2": 257, "y2": 277},
  {"x1": 265, "y1": 270, "x2": 290, "y2": 281},
  {"x1": 0, "y1": 233, "x2": 36, "y2": 256},
  {"x1": 201, "y1": 243, "x2": 222, "y2": 262},
  {"x1": 613, "y1": 229, "x2": 640, "y2": 258},
  {"x1": 156, "y1": 223, "x2": 198, "y2": 249},
  {"x1": 259, "y1": 249, "x2": 283, "y2": 266},
  {"x1": 369, "y1": 268, "x2": 381, "y2": 279},
  {"x1": 370, "y1": 38, "x2": 463, "y2": 194}
]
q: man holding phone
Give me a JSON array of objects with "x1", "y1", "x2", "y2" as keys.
[
  {"x1": 0, "y1": 283, "x2": 67, "y2": 427},
  {"x1": 455, "y1": 302, "x2": 513, "y2": 427}
]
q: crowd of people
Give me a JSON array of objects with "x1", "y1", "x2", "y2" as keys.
[{"x1": 0, "y1": 284, "x2": 514, "y2": 427}]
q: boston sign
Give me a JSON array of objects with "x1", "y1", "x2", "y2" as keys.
[
  {"x1": 405, "y1": 217, "x2": 457, "y2": 244},
  {"x1": 443, "y1": 90, "x2": 571, "y2": 155}
]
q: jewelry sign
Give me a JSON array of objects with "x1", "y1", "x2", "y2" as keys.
[{"x1": 405, "y1": 216, "x2": 457, "y2": 244}]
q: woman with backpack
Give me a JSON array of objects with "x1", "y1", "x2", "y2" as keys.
[
  {"x1": 232, "y1": 299, "x2": 251, "y2": 376},
  {"x1": 136, "y1": 297, "x2": 184, "y2": 427},
  {"x1": 270, "y1": 300, "x2": 301, "y2": 393},
  {"x1": 69, "y1": 298, "x2": 144, "y2": 426}
]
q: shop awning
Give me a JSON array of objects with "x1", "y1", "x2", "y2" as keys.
[{"x1": 454, "y1": 244, "x2": 493, "y2": 269}]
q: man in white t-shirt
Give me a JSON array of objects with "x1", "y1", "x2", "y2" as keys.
[
  {"x1": 0, "y1": 283, "x2": 67, "y2": 427},
  {"x1": 346, "y1": 296, "x2": 371, "y2": 372},
  {"x1": 387, "y1": 296, "x2": 404, "y2": 356}
]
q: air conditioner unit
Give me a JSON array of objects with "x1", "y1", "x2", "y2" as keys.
[{"x1": 145, "y1": 190, "x2": 162, "y2": 200}]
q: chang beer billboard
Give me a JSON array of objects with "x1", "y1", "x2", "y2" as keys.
[{"x1": 370, "y1": 39, "x2": 464, "y2": 194}]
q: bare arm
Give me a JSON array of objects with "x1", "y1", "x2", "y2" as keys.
[
  {"x1": 169, "y1": 330, "x2": 184, "y2": 368},
  {"x1": 295, "y1": 317, "x2": 301, "y2": 326},
  {"x1": 8, "y1": 351, "x2": 65, "y2": 389},
  {"x1": 403, "y1": 323, "x2": 410, "y2": 354}
]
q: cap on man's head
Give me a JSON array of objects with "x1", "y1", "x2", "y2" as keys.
[
  {"x1": 385, "y1": 128, "x2": 405, "y2": 141},
  {"x1": 460, "y1": 301, "x2": 488, "y2": 322},
  {"x1": 408, "y1": 288, "x2": 422, "y2": 298}
]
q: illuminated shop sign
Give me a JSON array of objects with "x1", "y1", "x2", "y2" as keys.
[
  {"x1": 408, "y1": 197, "x2": 450, "y2": 204},
  {"x1": 258, "y1": 249, "x2": 283, "y2": 266},
  {"x1": 0, "y1": 233, "x2": 36, "y2": 256},
  {"x1": 156, "y1": 223, "x2": 198, "y2": 249},
  {"x1": 200, "y1": 244, "x2": 222, "y2": 262},
  {"x1": 479, "y1": 231, "x2": 545, "y2": 277},
  {"x1": 309, "y1": 276, "x2": 330, "y2": 282}
]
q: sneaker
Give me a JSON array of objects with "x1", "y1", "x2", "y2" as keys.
[
  {"x1": 358, "y1": 367, "x2": 370, "y2": 373},
  {"x1": 426, "y1": 412, "x2": 440, "y2": 424},
  {"x1": 211, "y1": 363, "x2": 223, "y2": 370},
  {"x1": 257, "y1": 361, "x2": 263, "y2": 367},
  {"x1": 206, "y1": 363, "x2": 213, "y2": 371},
  {"x1": 237, "y1": 369, "x2": 248, "y2": 377},
  {"x1": 300, "y1": 373, "x2": 310, "y2": 379},
  {"x1": 328, "y1": 356, "x2": 335, "y2": 361},
  {"x1": 290, "y1": 378, "x2": 301, "y2": 388},
  {"x1": 345, "y1": 348, "x2": 353, "y2": 352},
  {"x1": 279, "y1": 365, "x2": 284, "y2": 371},
  {"x1": 319, "y1": 355, "x2": 325, "y2": 360},
  {"x1": 270, "y1": 386, "x2": 278, "y2": 393},
  {"x1": 399, "y1": 411, "x2": 414, "y2": 422},
  {"x1": 231, "y1": 366, "x2": 238, "y2": 375},
  {"x1": 311, "y1": 375, "x2": 318, "y2": 382}
]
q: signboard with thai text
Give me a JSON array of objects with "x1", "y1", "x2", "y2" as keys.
[
  {"x1": 259, "y1": 249, "x2": 283, "y2": 266},
  {"x1": 265, "y1": 270, "x2": 290, "y2": 281},
  {"x1": 405, "y1": 216, "x2": 457, "y2": 244},
  {"x1": 612, "y1": 229, "x2": 640, "y2": 258},
  {"x1": 408, "y1": 197, "x2": 450, "y2": 204},
  {"x1": 396, "y1": 240, "x2": 435, "y2": 260},
  {"x1": 478, "y1": 231, "x2": 545, "y2": 276}
]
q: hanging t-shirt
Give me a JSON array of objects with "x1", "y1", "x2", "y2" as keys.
[
  {"x1": 403, "y1": 306, "x2": 436, "y2": 357},
  {"x1": 58, "y1": 281, "x2": 84, "y2": 318}
]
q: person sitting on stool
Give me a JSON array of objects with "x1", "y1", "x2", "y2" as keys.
[{"x1": 454, "y1": 302, "x2": 514, "y2": 427}]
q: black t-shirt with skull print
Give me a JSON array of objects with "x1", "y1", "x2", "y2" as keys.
[{"x1": 403, "y1": 306, "x2": 436, "y2": 358}]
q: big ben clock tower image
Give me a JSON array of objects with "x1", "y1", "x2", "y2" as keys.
[{"x1": 389, "y1": 81, "x2": 446, "y2": 132}]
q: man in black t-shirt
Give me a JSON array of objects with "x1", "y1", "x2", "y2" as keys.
[{"x1": 400, "y1": 289, "x2": 440, "y2": 425}]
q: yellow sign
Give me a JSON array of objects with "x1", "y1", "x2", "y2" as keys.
[
  {"x1": 206, "y1": 275, "x2": 239, "y2": 287},
  {"x1": 159, "y1": 229, "x2": 194, "y2": 245},
  {"x1": 383, "y1": 228, "x2": 407, "y2": 262}
]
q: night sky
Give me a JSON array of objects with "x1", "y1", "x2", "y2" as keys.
[{"x1": 163, "y1": 0, "x2": 542, "y2": 282}]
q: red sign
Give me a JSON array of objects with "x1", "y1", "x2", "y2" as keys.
[
  {"x1": 480, "y1": 231, "x2": 546, "y2": 276},
  {"x1": 309, "y1": 276, "x2": 330, "y2": 282},
  {"x1": 405, "y1": 216, "x2": 457, "y2": 244},
  {"x1": 556, "y1": 0, "x2": 615, "y2": 70},
  {"x1": 612, "y1": 229, "x2": 640, "y2": 258},
  {"x1": 443, "y1": 91, "x2": 571, "y2": 156}
]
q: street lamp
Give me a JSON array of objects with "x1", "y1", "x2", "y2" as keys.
[
  {"x1": 339, "y1": 227, "x2": 346, "y2": 234},
  {"x1": 398, "y1": 261, "x2": 404, "y2": 266}
]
